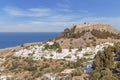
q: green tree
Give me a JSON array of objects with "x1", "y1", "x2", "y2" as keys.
[{"x1": 93, "y1": 46, "x2": 114, "y2": 70}]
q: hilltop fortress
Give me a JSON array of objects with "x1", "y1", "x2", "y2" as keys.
[{"x1": 71, "y1": 23, "x2": 119, "y2": 34}]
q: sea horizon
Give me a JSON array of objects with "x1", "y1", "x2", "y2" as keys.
[{"x1": 0, "y1": 32, "x2": 60, "y2": 49}]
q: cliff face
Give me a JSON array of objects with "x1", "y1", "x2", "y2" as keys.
[{"x1": 54, "y1": 23, "x2": 120, "y2": 49}]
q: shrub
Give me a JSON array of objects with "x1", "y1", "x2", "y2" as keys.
[
  {"x1": 77, "y1": 47, "x2": 82, "y2": 52},
  {"x1": 90, "y1": 71, "x2": 101, "y2": 80},
  {"x1": 44, "y1": 42, "x2": 61, "y2": 51}
]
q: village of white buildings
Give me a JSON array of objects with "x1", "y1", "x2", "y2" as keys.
[
  {"x1": 14, "y1": 41, "x2": 114, "y2": 61},
  {"x1": 0, "y1": 41, "x2": 114, "y2": 80}
]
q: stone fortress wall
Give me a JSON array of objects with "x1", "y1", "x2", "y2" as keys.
[{"x1": 72, "y1": 23, "x2": 119, "y2": 34}]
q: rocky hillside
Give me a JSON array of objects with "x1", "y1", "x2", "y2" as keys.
[
  {"x1": 0, "y1": 23, "x2": 120, "y2": 80},
  {"x1": 53, "y1": 23, "x2": 120, "y2": 48}
]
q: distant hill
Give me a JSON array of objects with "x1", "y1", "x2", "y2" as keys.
[{"x1": 53, "y1": 23, "x2": 120, "y2": 48}]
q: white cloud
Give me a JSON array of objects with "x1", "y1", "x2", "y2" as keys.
[
  {"x1": 3, "y1": 7, "x2": 52, "y2": 17},
  {"x1": 0, "y1": 21, "x2": 75, "y2": 32},
  {"x1": 0, "y1": 16, "x2": 120, "y2": 32},
  {"x1": 3, "y1": 6, "x2": 89, "y2": 22},
  {"x1": 1, "y1": 17, "x2": 120, "y2": 32},
  {"x1": 1, "y1": 6, "x2": 120, "y2": 32}
]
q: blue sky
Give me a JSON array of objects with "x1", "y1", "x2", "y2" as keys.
[{"x1": 0, "y1": 0, "x2": 120, "y2": 32}]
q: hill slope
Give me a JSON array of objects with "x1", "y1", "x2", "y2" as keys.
[{"x1": 53, "y1": 23, "x2": 120, "y2": 48}]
